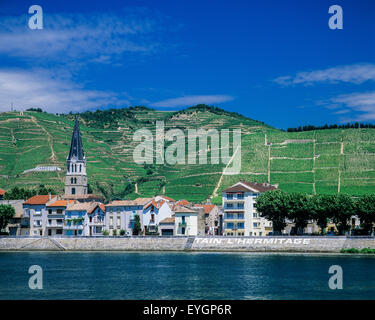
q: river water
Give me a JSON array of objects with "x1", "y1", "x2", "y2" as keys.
[{"x1": 0, "y1": 252, "x2": 374, "y2": 299}]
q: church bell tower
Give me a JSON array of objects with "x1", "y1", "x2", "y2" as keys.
[{"x1": 65, "y1": 116, "x2": 88, "y2": 197}]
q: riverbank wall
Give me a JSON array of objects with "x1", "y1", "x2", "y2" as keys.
[{"x1": 0, "y1": 236, "x2": 375, "y2": 253}]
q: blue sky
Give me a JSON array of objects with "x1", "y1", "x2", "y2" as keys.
[{"x1": 0, "y1": 0, "x2": 374, "y2": 129}]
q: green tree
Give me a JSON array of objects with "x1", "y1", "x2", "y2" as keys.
[
  {"x1": 332, "y1": 194, "x2": 355, "y2": 235},
  {"x1": 4, "y1": 186, "x2": 36, "y2": 200},
  {"x1": 0, "y1": 204, "x2": 15, "y2": 232},
  {"x1": 311, "y1": 194, "x2": 332, "y2": 235},
  {"x1": 132, "y1": 214, "x2": 142, "y2": 235},
  {"x1": 356, "y1": 195, "x2": 375, "y2": 235},
  {"x1": 255, "y1": 190, "x2": 289, "y2": 234},
  {"x1": 287, "y1": 193, "x2": 313, "y2": 235}
]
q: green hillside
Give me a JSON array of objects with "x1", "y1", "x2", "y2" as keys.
[{"x1": 0, "y1": 106, "x2": 374, "y2": 202}]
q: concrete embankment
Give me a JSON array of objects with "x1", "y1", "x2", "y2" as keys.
[{"x1": 0, "y1": 236, "x2": 375, "y2": 253}]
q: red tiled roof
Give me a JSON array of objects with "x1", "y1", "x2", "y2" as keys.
[
  {"x1": 160, "y1": 195, "x2": 175, "y2": 202},
  {"x1": 106, "y1": 198, "x2": 153, "y2": 207},
  {"x1": 176, "y1": 199, "x2": 190, "y2": 206},
  {"x1": 47, "y1": 200, "x2": 75, "y2": 207},
  {"x1": 174, "y1": 205, "x2": 196, "y2": 213},
  {"x1": 160, "y1": 217, "x2": 175, "y2": 224},
  {"x1": 144, "y1": 200, "x2": 166, "y2": 210},
  {"x1": 0, "y1": 188, "x2": 5, "y2": 196},
  {"x1": 24, "y1": 195, "x2": 56, "y2": 205},
  {"x1": 194, "y1": 204, "x2": 216, "y2": 214}
]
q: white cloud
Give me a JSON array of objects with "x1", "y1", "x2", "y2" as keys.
[
  {"x1": 0, "y1": 69, "x2": 130, "y2": 113},
  {"x1": 274, "y1": 64, "x2": 375, "y2": 85},
  {"x1": 0, "y1": 9, "x2": 165, "y2": 66},
  {"x1": 150, "y1": 95, "x2": 234, "y2": 108},
  {"x1": 330, "y1": 91, "x2": 375, "y2": 122}
]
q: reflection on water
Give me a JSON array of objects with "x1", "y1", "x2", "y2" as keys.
[{"x1": 0, "y1": 252, "x2": 374, "y2": 299}]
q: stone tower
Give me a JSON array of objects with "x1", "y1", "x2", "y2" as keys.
[{"x1": 64, "y1": 116, "x2": 88, "y2": 196}]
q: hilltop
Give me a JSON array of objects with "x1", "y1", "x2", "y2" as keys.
[{"x1": 0, "y1": 105, "x2": 374, "y2": 203}]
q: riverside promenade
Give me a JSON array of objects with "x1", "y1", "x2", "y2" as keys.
[{"x1": 0, "y1": 236, "x2": 375, "y2": 252}]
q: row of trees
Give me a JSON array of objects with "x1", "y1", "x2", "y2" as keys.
[
  {"x1": 286, "y1": 122, "x2": 375, "y2": 132},
  {"x1": 255, "y1": 190, "x2": 375, "y2": 235},
  {"x1": 3, "y1": 185, "x2": 56, "y2": 200}
]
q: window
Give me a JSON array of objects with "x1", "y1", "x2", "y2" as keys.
[
  {"x1": 48, "y1": 219, "x2": 52, "y2": 225},
  {"x1": 237, "y1": 193, "x2": 244, "y2": 200},
  {"x1": 56, "y1": 229, "x2": 62, "y2": 235},
  {"x1": 237, "y1": 213, "x2": 244, "y2": 219},
  {"x1": 227, "y1": 194, "x2": 233, "y2": 200},
  {"x1": 72, "y1": 188, "x2": 76, "y2": 195},
  {"x1": 253, "y1": 212, "x2": 258, "y2": 218},
  {"x1": 253, "y1": 222, "x2": 259, "y2": 228},
  {"x1": 237, "y1": 203, "x2": 244, "y2": 209},
  {"x1": 48, "y1": 209, "x2": 52, "y2": 214},
  {"x1": 182, "y1": 216, "x2": 185, "y2": 223},
  {"x1": 237, "y1": 223, "x2": 244, "y2": 229},
  {"x1": 74, "y1": 178, "x2": 77, "y2": 184},
  {"x1": 226, "y1": 213, "x2": 233, "y2": 219},
  {"x1": 227, "y1": 203, "x2": 233, "y2": 208},
  {"x1": 227, "y1": 223, "x2": 234, "y2": 229},
  {"x1": 71, "y1": 177, "x2": 74, "y2": 184},
  {"x1": 181, "y1": 227, "x2": 185, "y2": 235},
  {"x1": 117, "y1": 216, "x2": 121, "y2": 226},
  {"x1": 57, "y1": 209, "x2": 63, "y2": 214},
  {"x1": 79, "y1": 164, "x2": 82, "y2": 172},
  {"x1": 150, "y1": 214, "x2": 155, "y2": 223}
]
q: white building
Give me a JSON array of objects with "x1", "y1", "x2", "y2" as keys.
[
  {"x1": 23, "y1": 194, "x2": 57, "y2": 236},
  {"x1": 105, "y1": 198, "x2": 152, "y2": 236},
  {"x1": 174, "y1": 205, "x2": 198, "y2": 236},
  {"x1": 222, "y1": 181, "x2": 276, "y2": 236},
  {"x1": 143, "y1": 199, "x2": 173, "y2": 234},
  {"x1": 46, "y1": 199, "x2": 75, "y2": 236}
]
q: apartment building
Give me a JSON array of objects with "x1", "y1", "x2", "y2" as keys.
[
  {"x1": 174, "y1": 205, "x2": 198, "y2": 236},
  {"x1": 23, "y1": 194, "x2": 57, "y2": 236},
  {"x1": 222, "y1": 181, "x2": 276, "y2": 236},
  {"x1": 46, "y1": 200, "x2": 75, "y2": 236},
  {"x1": 105, "y1": 198, "x2": 152, "y2": 235}
]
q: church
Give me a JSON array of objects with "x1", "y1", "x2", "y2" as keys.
[{"x1": 64, "y1": 117, "x2": 103, "y2": 202}]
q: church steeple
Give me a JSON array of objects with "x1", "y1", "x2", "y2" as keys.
[
  {"x1": 67, "y1": 116, "x2": 85, "y2": 161},
  {"x1": 64, "y1": 116, "x2": 88, "y2": 197}
]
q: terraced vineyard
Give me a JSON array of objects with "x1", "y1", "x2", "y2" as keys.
[{"x1": 0, "y1": 106, "x2": 374, "y2": 203}]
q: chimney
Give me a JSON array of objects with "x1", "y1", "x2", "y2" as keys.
[{"x1": 48, "y1": 192, "x2": 51, "y2": 200}]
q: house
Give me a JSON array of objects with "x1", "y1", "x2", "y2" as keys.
[
  {"x1": 87, "y1": 203, "x2": 106, "y2": 236},
  {"x1": 142, "y1": 199, "x2": 173, "y2": 234},
  {"x1": 46, "y1": 200, "x2": 75, "y2": 236},
  {"x1": 222, "y1": 181, "x2": 276, "y2": 236},
  {"x1": 159, "y1": 217, "x2": 175, "y2": 236},
  {"x1": 0, "y1": 188, "x2": 5, "y2": 200},
  {"x1": 105, "y1": 198, "x2": 152, "y2": 236},
  {"x1": 154, "y1": 195, "x2": 175, "y2": 203},
  {"x1": 176, "y1": 199, "x2": 190, "y2": 206},
  {"x1": 23, "y1": 194, "x2": 57, "y2": 236},
  {"x1": 174, "y1": 205, "x2": 198, "y2": 236},
  {"x1": 64, "y1": 202, "x2": 105, "y2": 236},
  {"x1": 194, "y1": 204, "x2": 221, "y2": 235},
  {"x1": 0, "y1": 200, "x2": 29, "y2": 235}
]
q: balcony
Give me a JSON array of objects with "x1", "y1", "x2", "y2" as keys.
[
  {"x1": 63, "y1": 225, "x2": 83, "y2": 230},
  {"x1": 225, "y1": 198, "x2": 245, "y2": 202},
  {"x1": 47, "y1": 223, "x2": 63, "y2": 228}
]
